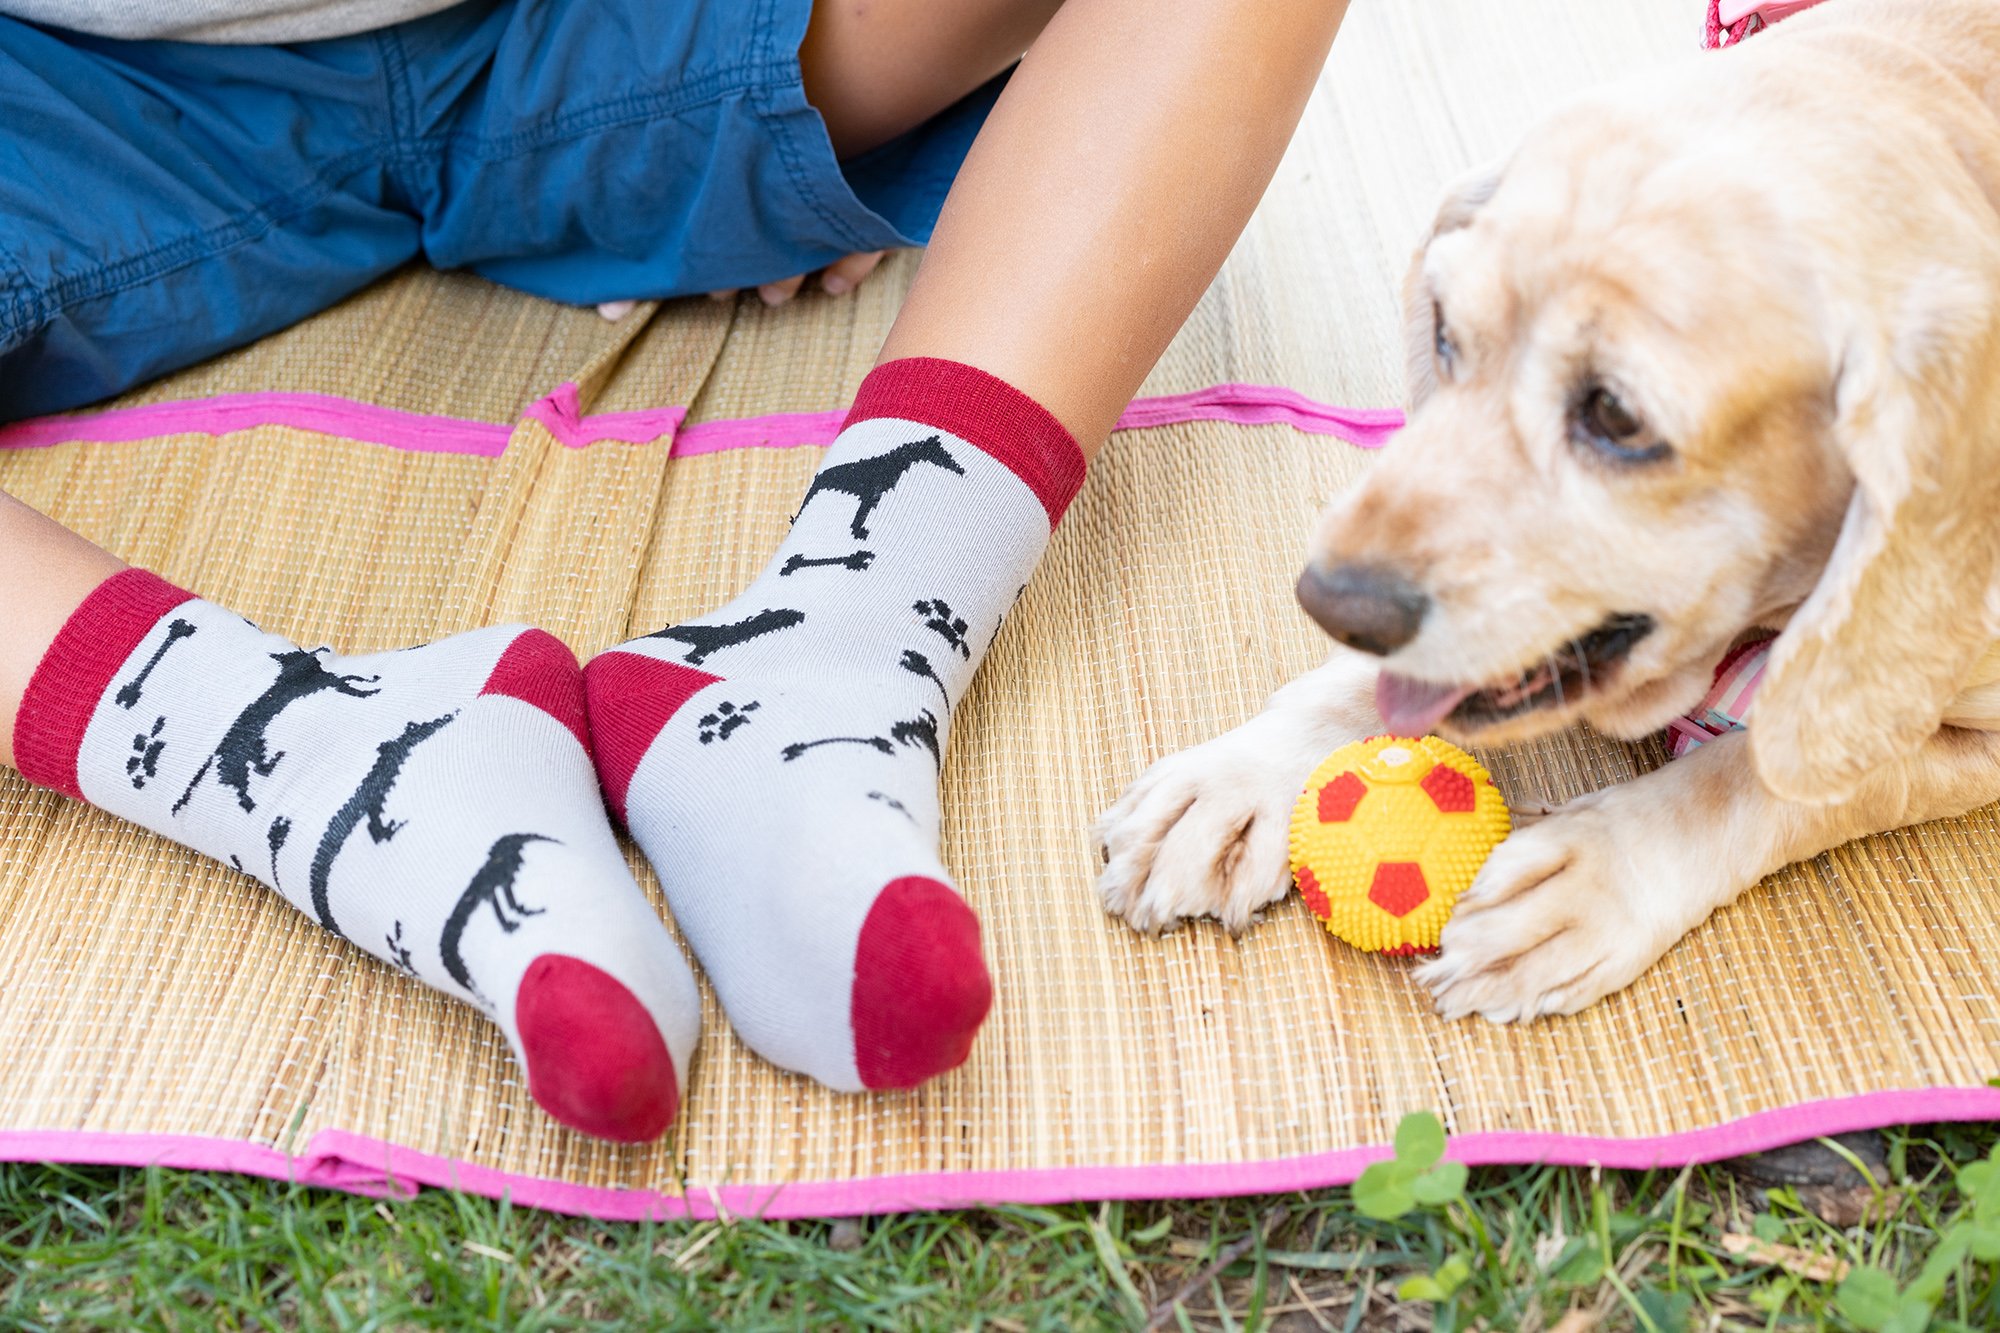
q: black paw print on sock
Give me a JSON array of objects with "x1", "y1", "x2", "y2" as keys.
[
  {"x1": 698, "y1": 699, "x2": 761, "y2": 744},
  {"x1": 126, "y1": 717, "x2": 166, "y2": 789},
  {"x1": 914, "y1": 599, "x2": 971, "y2": 660}
]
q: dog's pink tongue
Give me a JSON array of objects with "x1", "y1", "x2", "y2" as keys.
[{"x1": 1375, "y1": 672, "x2": 1476, "y2": 736}]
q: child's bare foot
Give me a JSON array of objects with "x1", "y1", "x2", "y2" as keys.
[
  {"x1": 754, "y1": 249, "x2": 889, "y2": 304},
  {"x1": 596, "y1": 250, "x2": 890, "y2": 319}
]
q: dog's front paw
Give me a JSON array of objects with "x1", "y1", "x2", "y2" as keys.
[
  {"x1": 1094, "y1": 716, "x2": 1328, "y2": 935},
  {"x1": 1414, "y1": 793, "x2": 1712, "y2": 1022}
]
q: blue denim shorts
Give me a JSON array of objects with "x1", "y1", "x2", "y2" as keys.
[{"x1": 0, "y1": 0, "x2": 1004, "y2": 420}]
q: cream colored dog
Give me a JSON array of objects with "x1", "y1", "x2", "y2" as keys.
[{"x1": 1094, "y1": 0, "x2": 2000, "y2": 1022}]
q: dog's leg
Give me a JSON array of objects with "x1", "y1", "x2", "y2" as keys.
[
  {"x1": 1418, "y1": 724, "x2": 2000, "y2": 1023},
  {"x1": 1094, "y1": 647, "x2": 1381, "y2": 933}
]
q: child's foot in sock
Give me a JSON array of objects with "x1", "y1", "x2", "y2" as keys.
[
  {"x1": 13, "y1": 571, "x2": 701, "y2": 1141},
  {"x1": 587, "y1": 358, "x2": 1085, "y2": 1091}
]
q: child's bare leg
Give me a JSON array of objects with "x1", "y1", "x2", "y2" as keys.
[
  {"x1": 801, "y1": 0, "x2": 1067, "y2": 159},
  {"x1": 721, "y1": 0, "x2": 1068, "y2": 307},
  {"x1": 589, "y1": 0, "x2": 1352, "y2": 1092},
  {"x1": 0, "y1": 491, "x2": 124, "y2": 770},
  {"x1": 881, "y1": 0, "x2": 1351, "y2": 453}
]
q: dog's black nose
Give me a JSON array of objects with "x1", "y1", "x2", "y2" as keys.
[{"x1": 1296, "y1": 563, "x2": 1429, "y2": 655}]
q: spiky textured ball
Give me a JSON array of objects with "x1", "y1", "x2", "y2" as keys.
[{"x1": 1288, "y1": 736, "x2": 1510, "y2": 955}]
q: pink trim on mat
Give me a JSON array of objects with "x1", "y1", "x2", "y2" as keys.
[
  {"x1": 522, "y1": 381, "x2": 687, "y2": 448},
  {"x1": 2, "y1": 1086, "x2": 1995, "y2": 1221},
  {"x1": 674, "y1": 408, "x2": 849, "y2": 457},
  {"x1": 0, "y1": 383, "x2": 1405, "y2": 459},
  {"x1": 0, "y1": 392, "x2": 517, "y2": 457},
  {"x1": 1113, "y1": 385, "x2": 1404, "y2": 447}
]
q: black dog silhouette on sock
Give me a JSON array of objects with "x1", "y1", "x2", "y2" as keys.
[
  {"x1": 115, "y1": 619, "x2": 195, "y2": 710},
  {"x1": 171, "y1": 649, "x2": 380, "y2": 816},
  {"x1": 780, "y1": 550, "x2": 875, "y2": 577},
  {"x1": 900, "y1": 650, "x2": 949, "y2": 706},
  {"x1": 795, "y1": 436, "x2": 964, "y2": 540},
  {"x1": 309, "y1": 713, "x2": 458, "y2": 936},
  {"x1": 439, "y1": 833, "x2": 553, "y2": 1002},
  {"x1": 646, "y1": 609, "x2": 804, "y2": 667},
  {"x1": 782, "y1": 708, "x2": 941, "y2": 767}
]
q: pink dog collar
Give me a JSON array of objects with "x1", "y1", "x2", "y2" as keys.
[
  {"x1": 1666, "y1": 636, "x2": 1774, "y2": 757},
  {"x1": 1706, "y1": 0, "x2": 1827, "y2": 48}
]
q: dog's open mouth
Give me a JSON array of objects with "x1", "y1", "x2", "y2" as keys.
[{"x1": 1375, "y1": 613, "x2": 1656, "y2": 735}]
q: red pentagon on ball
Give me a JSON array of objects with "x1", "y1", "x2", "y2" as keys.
[
  {"x1": 1367, "y1": 862, "x2": 1430, "y2": 918},
  {"x1": 1419, "y1": 764, "x2": 1476, "y2": 813},
  {"x1": 1295, "y1": 864, "x2": 1330, "y2": 917},
  {"x1": 1317, "y1": 771, "x2": 1367, "y2": 823}
]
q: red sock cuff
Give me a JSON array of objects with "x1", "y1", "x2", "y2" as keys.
[
  {"x1": 14, "y1": 568, "x2": 196, "y2": 801},
  {"x1": 841, "y1": 358, "x2": 1087, "y2": 529}
]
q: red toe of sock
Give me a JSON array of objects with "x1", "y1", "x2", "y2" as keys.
[
  {"x1": 515, "y1": 954, "x2": 679, "y2": 1142},
  {"x1": 851, "y1": 876, "x2": 993, "y2": 1090}
]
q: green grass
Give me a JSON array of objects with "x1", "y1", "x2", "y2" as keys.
[{"x1": 1, "y1": 1120, "x2": 1997, "y2": 1330}]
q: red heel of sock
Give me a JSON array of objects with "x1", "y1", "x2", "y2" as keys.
[
  {"x1": 480, "y1": 628, "x2": 591, "y2": 753},
  {"x1": 583, "y1": 653, "x2": 721, "y2": 823}
]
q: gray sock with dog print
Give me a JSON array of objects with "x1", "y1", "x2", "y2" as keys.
[
  {"x1": 12, "y1": 571, "x2": 701, "y2": 1142},
  {"x1": 586, "y1": 358, "x2": 1086, "y2": 1092}
]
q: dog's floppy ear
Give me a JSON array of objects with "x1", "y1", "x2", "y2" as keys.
[
  {"x1": 1751, "y1": 269, "x2": 2000, "y2": 804},
  {"x1": 1401, "y1": 161, "x2": 1505, "y2": 407}
]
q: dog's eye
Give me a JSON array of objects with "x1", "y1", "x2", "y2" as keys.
[
  {"x1": 1585, "y1": 387, "x2": 1641, "y2": 440},
  {"x1": 1574, "y1": 385, "x2": 1670, "y2": 463},
  {"x1": 1432, "y1": 302, "x2": 1456, "y2": 377}
]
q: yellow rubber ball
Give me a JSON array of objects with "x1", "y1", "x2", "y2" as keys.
[{"x1": 1288, "y1": 735, "x2": 1510, "y2": 954}]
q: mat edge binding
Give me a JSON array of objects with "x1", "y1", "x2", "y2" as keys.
[
  {"x1": 0, "y1": 383, "x2": 1405, "y2": 456},
  {"x1": 5, "y1": 1086, "x2": 1993, "y2": 1221}
]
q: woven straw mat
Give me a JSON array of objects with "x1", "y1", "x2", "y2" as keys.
[{"x1": 6, "y1": 0, "x2": 1992, "y2": 1213}]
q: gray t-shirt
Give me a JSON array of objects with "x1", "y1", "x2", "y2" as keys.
[{"x1": 2, "y1": 0, "x2": 463, "y2": 42}]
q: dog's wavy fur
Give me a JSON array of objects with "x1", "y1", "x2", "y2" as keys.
[{"x1": 1094, "y1": 0, "x2": 2000, "y2": 1022}]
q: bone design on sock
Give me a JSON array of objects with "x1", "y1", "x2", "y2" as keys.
[
  {"x1": 12, "y1": 570, "x2": 702, "y2": 1142},
  {"x1": 587, "y1": 357, "x2": 1084, "y2": 1092}
]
